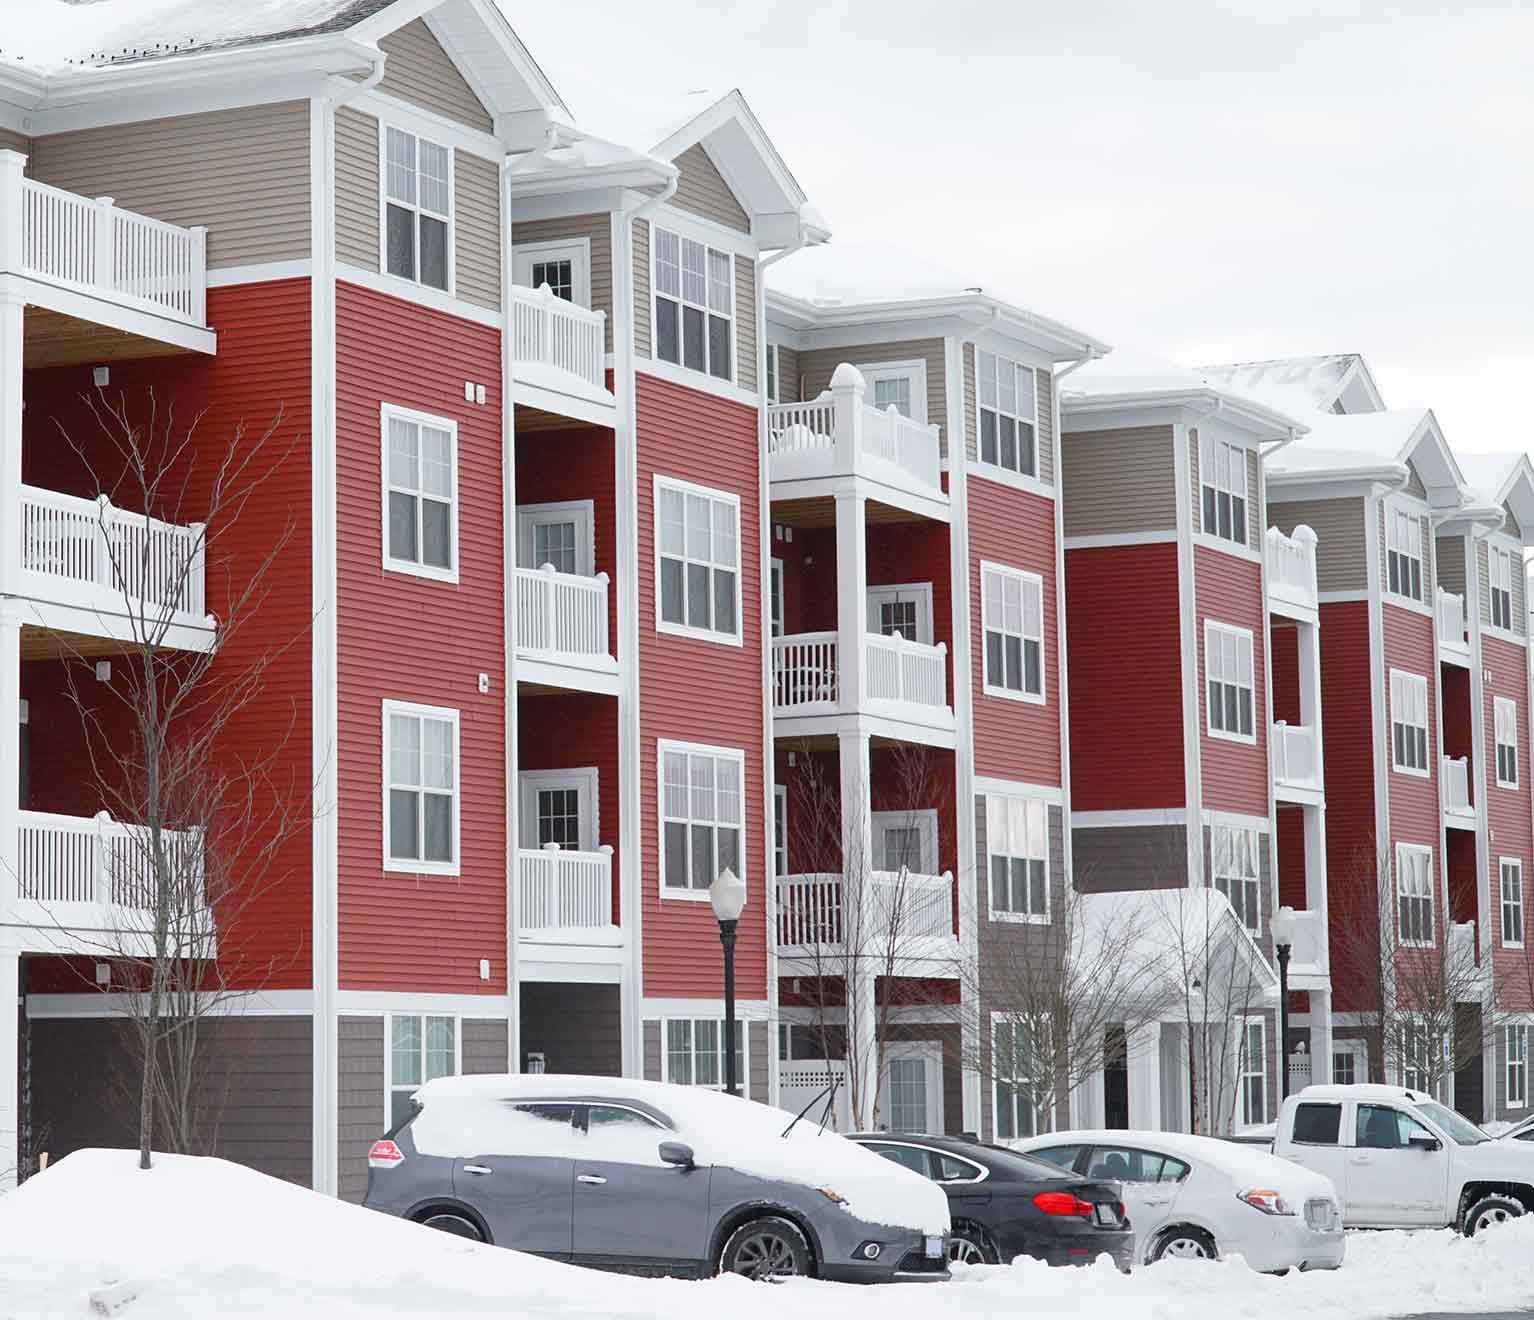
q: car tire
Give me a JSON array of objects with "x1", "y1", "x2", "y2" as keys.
[
  {"x1": 947, "y1": 1226, "x2": 997, "y2": 1265},
  {"x1": 1463, "y1": 1194, "x2": 1525, "y2": 1236},
  {"x1": 415, "y1": 1210, "x2": 484, "y2": 1242},
  {"x1": 1149, "y1": 1226, "x2": 1217, "y2": 1263},
  {"x1": 719, "y1": 1216, "x2": 814, "y2": 1281}
]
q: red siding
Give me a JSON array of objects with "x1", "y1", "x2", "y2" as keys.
[
  {"x1": 1441, "y1": 665, "x2": 1473, "y2": 763},
  {"x1": 636, "y1": 374, "x2": 767, "y2": 1000},
  {"x1": 334, "y1": 282, "x2": 506, "y2": 995},
  {"x1": 1065, "y1": 542, "x2": 1184, "y2": 810},
  {"x1": 1276, "y1": 803, "x2": 1307, "y2": 910},
  {"x1": 869, "y1": 519, "x2": 952, "y2": 690},
  {"x1": 968, "y1": 477, "x2": 1060, "y2": 786},
  {"x1": 1196, "y1": 547, "x2": 1268, "y2": 817},
  {"x1": 1484, "y1": 634, "x2": 1533, "y2": 1004},
  {"x1": 1382, "y1": 605, "x2": 1440, "y2": 946},
  {"x1": 1270, "y1": 624, "x2": 1300, "y2": 725}
]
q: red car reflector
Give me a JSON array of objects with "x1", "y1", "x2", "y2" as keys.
[
  {"x1": 1033, "y1": 1191, "x2": 1094, "y2": 1217},
  {"x1": 369, "y1": 1139, "x2": 405, "y2": 1168}
]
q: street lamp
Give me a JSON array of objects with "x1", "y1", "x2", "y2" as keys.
[
  {"x1": 710, "y1": 867, "x2": 747, "y2": 1097},
  {"x1": 1271, "y1": 905, "x2": 1298, "y2": 1101}
]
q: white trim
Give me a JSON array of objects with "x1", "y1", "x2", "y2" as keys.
[
  {"x1": 1388, "y1": 667, "x2": 1431, "y2": 777},
  {"x1": 1383, "y1": 499, "x2": 1427, "y2": 607},
  {"x1": 881, "y1": 1041, "x2": 945, "y2": 1134},
  {"x1": 518, "y1": 767, "x2": 600, "y2": 851},
  {"x1": 1501, "y1": 855, "x2": 1525, "y2": 950},
  {"x1": 974, "y1": 349, "x2": 1042, "y2": 482},
  {"x1": 377, "y1": 117, "x2": 456, "y2": 297},
  {"x1": 867, "y1": 580, "x2": 935, "y2": 646},
  {"x1": 381, "y1": 402, "x2": 460, "y2": 584},
  {"x1": 382, "y1": 700, "x2": 462, "y2": 877},
  {"x1": 1202, "y1": 807, "x2": 1273, "y2": 833},
  {"x1": 979, "y1": 559, "x2": 1046, "y2": 705},
  {"x1": 1316, "y1": 589, "x2": 1372, "y2": 604},
  {"x1": 871, "y1": 807, "x2": 939, "y2": 875},
  {"x1": 384, "y1": 1011, "x2": 463, "y2": 1130},
  {"x1": 654, "y1": 1014, "x2": 753, "y2": 1092},
  {"x1": 653, "y1": 473, "x2": 745, "y2": 648},
  {"x1": 516, "y1": 498, "x2": 596, "y2": 577},
  {"x1": 349, "y1": 85, "x2": 504, "y2": 162},
  {"x1": 656, "y1": 738, "x2": 748, "y2": 902},
  {"x1": 1203, "y1": 619, "x2": 1258, "y2": 745},
  {"x1": 1330, "y1": 1039, "x2": 1369, "y2": 1086},
  {"x1": 635, "y1": 356, "x2": 760, "y2": 409},
  {"x1": 1191, "y1": 531, "x2": 1262, "y2": 565},
  {"x1": 854, "y1": 358, "x2": 928, "y2": 426},
  {"x1": 206, "y1": 260, "x2": 314, "y2": 288},
  {"x1": 773, "y1": 783, "x2": 788, "y2": 878},
  {"x1": 647, "y1": 202, "x2": 758, "y2": 259},
  {"x1": 1063, "y1": 530, "x2": 1176, "y2": 550},
  {"x1": 1195, "y1": 430, "x2": 1252, "y2": 550},
  {"x1": 1073, "y1": 808, "x2": 1185, "y2": 828},
  {"x1": 648, "y1": 217, "x2": 739, "y2": 387},
  {"x1": 512, "y1": 236, "x2": 592, "y2": 309},
  {"x1": 1395, "y1": 841, "x2": 1435, "y2": 949},
  {"x1": 337, "y1": 264, "x2": 502, "y2": 329},
  {"x1": 967, "y1": 463, "x2": 1057, "y2": 502},
  {"x1": 982, "y1": 791, "x2": 1051, "y2": 924},
  {"x1": 1495, "y1": 695, "x2": 1520, "y2": 790},
  {"x1": 974, "y1": 775, "x2": 1064, "y2": 803},
  {"x1": 340, "y1": 991, "x2": 511, "y2": 1016},
  {"x1": 1507, "y1": 1022, "x2": 1530, "y2": 1111},
  {"x1": 640, "y1": 996, "x2": 770, "y2": 1019},
  {"x1": 1239, "y1": 1015, "x2": 1269, "y2": 1126},
  {"x1": 769, "y1": 556, "x2": 785, "y2": 639}
]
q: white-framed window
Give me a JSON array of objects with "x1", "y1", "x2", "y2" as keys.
[
  {"x1": 867, "y1": 582, "x2": 934, "y2": 645},
  {"x1": 773, "y1": 784, "x2": 788, "y2": 877},
  {"x1": 992, "y1": 1015, "x2": 1048, "y2": 1139},
  {"x1": 382, "y1": 124, "x2": 452, "y2": 292},
  {"x1": 387, "y1": 1013, "x2": 458, "y2": 1128},
  {"x1": 765, "y1": 344, "x2": 779, "y2": 404},
  {"x1": 1386, "y1": 504, "x2": 1424, "y2": 602},
  {"x1": 1396, "y1": 843, "x2": 1434, "y2": 948},
  {"x1": 978, "y1": 351, "x2": 1038, "y2": 478},
  {"x1": 383, "y1": 701, "x2": 459, "y2": 874},
  {"x1": 1490, "y1": 544, "x2": 1515, "y2": 630},
  {"x1": 769, "y1": 557, "x2": 784, "y2": 638},
  {"x1": 516, "y1": 500, "x2": 595, "y2": 578},
  {"x1": 1239, "y1": 1018, "x2": 1267, "y2": 1126},
  {"x1": 383, "y1": 405, "x2": 457, "y2": 582},
  {"x1": 1400, "y1": 1018, "x2": 1436, "y2": 1092},
  {"x1": 653, "y1": 225, "x2": 733, "y2": 382},
  {"x1": 1503, "y1": 857, "x2": 1525, "y2": 948},
  {"x1": 1389, "y1": 669, "x2": 1429, "y2": 775},
  {"x1": 518, "y1": 768, "x2": 598, "y2": 851},
  {"x1": 981, "y1": 562, "x2": 1045, "y2": 702},
  {"x1": 1332, "y1": 1050, "x2": 1357, "y2": 1086},
  {"x1": 1496, "y1": 697, "x2": 1519, "y2": 789},
  {"x1": 872, "y1": 808, "x2": 938, "y2": 876},
  {"x1": 661, "y1": 1017, "x2": 746, "y2": 1090},
  {"x1": 1205, "y1": 621, "x2": 1255, "y2": 742},
  {"x1": 859, "y1": 360, "x2": 928, "y2": 425},
  {"x1": 1212, "y1": 825, "x2": 1262, "y2": 935},
  {"x1": 1508, "y1": 1024, "x2": 1529, "y2": 1110},
  {"x1": 512, "y1": 238, "x2": 591, "y2": 308},
  {"x1": 656, "y1": 477, "x2": 741, "y2": 644},
  {"x1": 985, "y1": 794, "x2": 1049, "y2": 921},
  {"x1": 660, "y1": 741, "x2": 744, "y2": 898},
  {"x1": 1199, "y1": 432, "x2": 1248, "y2": 546}
]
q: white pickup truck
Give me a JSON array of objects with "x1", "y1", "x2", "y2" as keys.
[{"x1": 1272, "y1": 1084, "x2": 1534, "y2": 1235}]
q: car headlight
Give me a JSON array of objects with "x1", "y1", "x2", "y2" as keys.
[
  {"x1": 817, "y1": 1187, "x2": 848, "y2": 1206},
  {"x1": 1237, "y1": 1187, "x2": 1294, "y2": 1216}
]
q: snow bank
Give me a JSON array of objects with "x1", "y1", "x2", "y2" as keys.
[{"x1": 409, "y1": 1073, "x2": 950, "y2": 1234}]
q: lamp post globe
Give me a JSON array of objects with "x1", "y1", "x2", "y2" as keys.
[{"x1": 710, "y1": 868, "x2": 746, "y2": 1096}]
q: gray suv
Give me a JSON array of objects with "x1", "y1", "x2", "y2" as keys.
[{"x1": 364, "y1": 1075, "x2": 949, "y2": 1282}]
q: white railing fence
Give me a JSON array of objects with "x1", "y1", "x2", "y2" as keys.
[
  {"x1": 776, "y1": 869, "x2": 955, "y2": 948},
  {"x1": 772, "y1": 633, "x2": 839, "y2": 710},
  {"x1": 1272, "y1": 720, "x2": 1319, "y2": 786},
  {"x1": 514, "y1": 565, "x2": 610, "y2": 660},
  {"x1": 861, "y1": 405, "x2": 942, "y2": 490},
  {"x1": 511, "y1": 284, "x2": 607, "y2": 391},
  {"x1": 869, "y1": 869, "x2": 954, "y2": 939},
  {"x1": 865, "y1": 633, "x2": 947, "y2": 708},
  {"x1": 1441, "y1": 755, "x2": 1471, "y2": 810},
  {"x1": 1436, "y1": 590, "x2": 1467, "y2": 648},
  {"x1": 518, "y1": 843, "x2": 614, "y2": 930},
  {"x1": 776, "y1": 872, "x2": 845, "y2": 947},
  {"x1": 17, "y1": 809, "x2": 204, "y2": 911},
  {"x1": 1265, "y1": 524, "x2": 1318, "y2": 603},
  {"x1": 765, "y1": 399, "x2": 836, "y2": 453}
]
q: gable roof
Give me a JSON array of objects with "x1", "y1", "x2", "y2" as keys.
[
  {"x1": 1202, "y1": 353, "x2": 1386, "y2": 416},
  {"x1": 1456, "y1": 452, "x2": 1534, "y2": 544}
]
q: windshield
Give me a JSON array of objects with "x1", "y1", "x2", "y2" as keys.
[{"x1": 1415, "y1": 1100, "x2": 1489, "y2": 1145}]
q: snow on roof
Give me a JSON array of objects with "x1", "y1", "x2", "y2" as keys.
[
  {"x1": 4, "y1": 0, "x2": 390, "y2": 72},
  {"x1": 1201, "y1": 354, "x2": 1364, "y2": 415},
  {"x1": 1454, "y1": 450, "x2": 1528, "y2": 506},
  {"x1": 412, "y1": 1072, "x2": 949, "y2": 1234},
  {"x1": 1263, "y1": 408, "x2": 1434, "y2": 481},
  {"x1": 1019, "y1": 1129, "x2": 1333, "y2": 1195}
]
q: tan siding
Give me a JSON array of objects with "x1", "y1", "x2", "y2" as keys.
[
  {"x1": 1037, "y1": 368, "x2": 1055, "y2": 486},
  {"x1": 734, "y1": 254, "x2": 757, "y2": 393},
  {"x1": 29, "y1": 102, "x2": 310, "y2": 269},
  {"x1": 338, "y1": 1016, "x2": 384, "y2": 1202},
  {"x1": 1060, "y1": 425, "x2": 1177, "y2": 537},
  {"x1": 454, "y1": 149, "x2": 501, "y2": 311},
  {"x1": 775, "y1": 343, "x2": 801, "y2": 403},
  {"x1": 643, "y1": 1020, "x2": 662, "y2": 1080},
  {"x1": 799, "y1": 338, "x2": 949, "y2": 456},
  {"x1": 633, "y1": 219, "x2": 651, "y2": 358},
  {"x1": 1189, "y1": 427, "x2": 1202, "y2": 534},
  {"x1": 1479, "y1": 540, "x2": 1492, "y2": 625},
  {"x1": 1506, "y1": 502, "x2": 1524, "y2": 540},
  {"x1": 1378, "y1": 501, "x2": 1386, "y2": 591},
  {"x1": 671, "y1": 143, "x2": 750, "y2": 233},
  {"x1": 461, "y1": 1019, "x2": 509, "y2": 1074},
  {"x1": 0, "y1": 128, "x2": 29, "y2": 157},
  {"x1": 335, "y1": 107, "x2": 379, "y2": 273},
  {"x1": 377, "y1": 20, "x2": 492, "y2": 132},
  {"x1": 514, "y1": 213, "x2": 614, "y2": 352},
  {"x1": 1270, "y1": 496, "x2": 1367, "y2": 594},
  {"x1": 1423, "y1": 514, "x2": 1435, "y2": 602},
  {"x1": 963, "y1": 343, "x2": 977, "y2": 462},
  {"x1": 1437, "y1": 534, "x2": 1466, "y2": 595},
  {"x1": 1404, "y1": 460, "x2": 1428, "y2": 499},
  {"x1": 1247, "y1": 450, "x2": 1260, "y2": 550}
]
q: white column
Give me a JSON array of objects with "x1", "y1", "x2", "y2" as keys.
[
  {"x1": 0, "y1": 945, "x2": 16, "y2": 1189},
  {"x1": 0, "y1": 291, "x2": 22, "y2": 598},
  {"x1": 1310, "y1": 988, "x2": 1334, "y2": 1091},
  {"x1": 839, "y1": 729, "x2": 877, "y2": 1127},
  {"x1": 833, "y1": 493, "x2": 867, "y2": 713},
  {"x1": 0, "y1": 613, "x2": 19, "y2": 1190},
  {"x1": 1127, "y1": 1023, "x2": 1163, "y2": 1131},
  {"x1": 1070, "y1": 1068, "x2": 1105, "y2": 1129}
]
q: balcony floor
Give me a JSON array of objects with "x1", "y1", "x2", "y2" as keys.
[{"x1": 25, "y1": 306, "x2": 198, "y2": 371}]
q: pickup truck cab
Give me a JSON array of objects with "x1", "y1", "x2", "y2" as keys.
[{"x1": 1274, "y1": 1084, "x2": 1533, "y2": 1235}]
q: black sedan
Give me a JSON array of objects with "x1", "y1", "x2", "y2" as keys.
[{"x1": 849, "y1": 1133, "x2": 1132, "y2": 1268}]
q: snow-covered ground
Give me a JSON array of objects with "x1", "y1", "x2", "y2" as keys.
[{"x1": 4, "y1": 1150, "x2": 1534, "y2": 1319}]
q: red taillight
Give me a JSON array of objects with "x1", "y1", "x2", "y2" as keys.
[
  {"x1": 1033, "y1": 1191, "x2": 1094, "y2": 1217},
  {"x1": 369, "y1": 1139, "x2": 405, "y2": 1169}
]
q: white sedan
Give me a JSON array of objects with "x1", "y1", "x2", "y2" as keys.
[{"x1": 1011, "y1": 1129, "x2": 1344, "y2": 1272}]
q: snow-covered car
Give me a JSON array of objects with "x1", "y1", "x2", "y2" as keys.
[
  {"x1": 1275, "y1": 1083, "x2": 1534, "y2": 1234},
  {"x1": 1497, "y1": 1113, "x2": 1534, "y2": 1144},
  {"x1": 1012, "y1": 1129, "x2": 1344, "y2": 1272},
  {"x1": 364, "y1": 1074, "x2": 951, "y2": 1282}
]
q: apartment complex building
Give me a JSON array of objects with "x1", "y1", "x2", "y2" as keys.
[{"x1": 1, "y1": 0, "x2": 1528, "y2": 1198}]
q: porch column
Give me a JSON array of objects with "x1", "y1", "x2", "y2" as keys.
[
  {"x1": 1310, "y1": 987, "x2": 1335, "y2": 1091},
  {"x1": 1127, "y1": 1023, "x2": 1162, "y2": 1130},
  {"x1": 1070, "y1": 1067, "x2": 1105, "y2": 1128},
  {"x1": 839, "y1": 729, "x2": 877, "y2": 1127},
  {"x1": 0, "y1": 289, "x2": 23, "y2": 598},
  {"x1": 833, "y1": 492, "x2": 867, "y2": 713},
  {"x1": 0, "y1": 944, "x2": 15, "y2": 1189}
]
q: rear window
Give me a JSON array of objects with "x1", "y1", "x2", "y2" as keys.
[
  {"x1": 1086, "y1": 1146, "x2": 1189, "y2": 1184},
  {"x1": 1292, "y1": 1102, "x2": 1342, "y2": 1145},
  {"x1": 1028, "y1": 1144, "x2": 1083, "y2": 1173},
  {"x1": 866, "y1": 1143, "x2": 933, "y2": 1177}
]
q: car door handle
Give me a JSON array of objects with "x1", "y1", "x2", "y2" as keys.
[
  {"x1": 1142, "y1": 1195, "x2": 1172, "y2": 1206},
  {"x1": 1349, "y1": 1154, "x2": 1373, "y2": 1165},
  {"x1": 463, "y1": 1165, "x2": 493, "y2": 1176},
  {"x1": 577, "y1": 1174, "x2": 607, "y2": 1185}
]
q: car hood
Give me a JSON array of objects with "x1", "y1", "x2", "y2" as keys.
[{"x1": 1455, "y1": 1139, "x2": 1534, "y2": 1173}]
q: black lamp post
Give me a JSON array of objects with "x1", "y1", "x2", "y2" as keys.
[
  {"x1": 1272, "y1": 905, "x2": 1297, "y2": 1101},
  {"x1": 710, "y1": 867, "x2": 747, "y2": 1096}
]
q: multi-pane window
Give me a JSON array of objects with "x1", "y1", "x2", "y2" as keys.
[
  {"x1": 986, "y1": 794, "x2": 1048, "y2": 920},
  {"x1": 1332, "y1": 1051, "x2": 1357, "y2": 1086},
  {"x1": 878, "y1": 599, "x2": 919, "y2": 641},
  {"x1": 1491, "y1": 545, "x2": 1515, "y2": 630},
  {"x1": 661, "y1": 744, "x2": 743, "y2": 893},
  {"x1": 385, "y1": 704, "x2": 458, "y2": 871},
  {"x1": 765, "y1": 345, "x2": 779, "y2": 404},
  {"x1": 657, "y1": 480, "x2": 740, "y2": 641},
  {"x1": 1400, "y1": 1020, "x2": 1435, "y2": 1092},
  {"x1": 1503, "y1": 858, "x2": 1525, "y2": 948},
  {"x1": 390, "y1": 1015, "x2": 455, "y2": 1127},
  {"x1": 982, "y1": 563, "x2": 1044, "y2": 701},
  {"x1": 769, "y1": 560, "x2": 784, "y2": 638},
  {"x1": 1240, "y1": 1019, "x2": 1267, "y2": 1126},
  {"x1": 385, "y1": 409, "x2": 455, "y2": 578},
  {"x1": 885, "y1": 1057, "x2": 931, "y2": 1133},
  {"x1": 535, "y1": 521, "x2": 577, "y2": 575},
  {"x1": 653, "y1": 227, "x2": 732, "y2": 381},
  {"x1": 536, "y1": 788, "x2": 581, "y2": 849},
  {"x1": 1397, "y1": 844, "x2": 1434, "y2": 947},
  {"x1": 530, "y1": 257, "x2": 574, "y2": 301},
  {"x1": 773, "y1": 786, "x2": 788, "y2": 877},
  {"x1": 1205, "y1": 622, "x2": 1255, "y2": 741},
  {"x1": 384, "y1": 126, "x2": 450, "y2": 291},
  {"x1": 1199, "y1": 432, "x2": 1248, "y2": 545},
  {"x1": 1386, "y1": 505, "x2": 1424, "y2": 601},
  {"x1": 1213, "y1": 826, "x2": 1261, "y2": 934},
  {"x1": 1497, "y1": 697, "x2": 1519, "y2": 788},
  {"x1": 1508, "y1": 1025, "x2": 1529, "y2": 1109},
  {"x1": 664, "y1": 1018, "x2": 744, "y2": 1089},
  {"x1": 978, "y1": 352, "x2": 1038, "y2": 477},
  {"x1": 993, "y1": 1017, "x2": 1046, "y2": 1140},
  {"x1": 881, "y1": 825, "x2": 923, "y2": 874},
  {"x1": 1390, "y1": 670, "x2": 1429, "y2": 774}
]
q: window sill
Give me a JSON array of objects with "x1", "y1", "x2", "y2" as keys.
[
  {"x1": 1498, "y1": 779, "x2": 1521, "y2": 792},
  {"x1": 1381, "y1": 592, "x2": 1432, "y2": 617},
  {"x1": 1392, "y1": 764, "x2": 1431, "y2": 779},
  {"x1": 1192, "y1": 531, "x2": 1261, "y2": 563},
  {"x1": 1505, "y1": 941, "x2": 1526, "y2": 952},
  {"x1": 637, "y1": 357, "x2": 758, "y2": 409},
  {"x1": 659, "y1": 888, "x2": 719, "y2": 904},
  {"x1": 1207, "y1": 726, "x2": 1258, "y2": 747},
  {"x1": 970, "y1": 462, "x2": 1053, "y2": 500},
  {"x1": 990, "y1": 910, "x2": 1050, "y2": 925},
  {"x1": 982, "y1": 682, "x2": 1047, "y2": 707},
  {"x1": 384, "y1": 558, "x2": 460, "y2": 586},
  {"x1": 384, "y1": 859, "x2": 461, "y2": 878},
  {"x1": 657, "y1": 620, "x2": 744, "y2": 649},
  {"x1": 1400, "y1": 938, "x2": 1436, "y2": 950}
]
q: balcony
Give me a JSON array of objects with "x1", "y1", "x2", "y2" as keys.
[
  {"x1": 771, "y1": 631, "x2": 952, "y2": 735},
  {"x1": 509, "y1": 284, "x2": 613, "y2": 423},
  {"x1": 1278, "y1": 906, "x2": 1330, "y2": 990},
  {"x1": 513, "y1": 564, "x2": 617, "y2": 693},
  {"x1": 1265, "y1": 525, "x2": 1317, "y2": 618},
  {"x1": 774, "y1": 868, "x2": 958, "y2": 965},
  {"x1": 766, "y1": 365, "x2": 948, "y2": 520},
  {"x1": 1441, "y1": 755, "x2": 1476, "y2": 828},
  {"x1": 1436, "y1": 589, "x2": 1470, "y2": 665},
  {"x1": 1272, "y1": 720, "x2": 1322, "y2": 802},
  {"x1": 516, "y1": 843, "x2": 616, "y2": 936},
  {"x1": 1448, "y1": 920, "x2": 1486, "y2": 989}
]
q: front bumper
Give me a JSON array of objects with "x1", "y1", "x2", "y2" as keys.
[{"x1": 818, "y1": 1233, "x2": 951, "y2": 1284}]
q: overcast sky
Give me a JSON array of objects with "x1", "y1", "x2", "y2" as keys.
[{"x1": 505, "y1": 0, "x2": 1532, "y2": 457}]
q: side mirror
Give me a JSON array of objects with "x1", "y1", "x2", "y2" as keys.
[
  {"x1": 658, "y1": 1140, "x2": 696, "y2": 1169},
  {"x1": 1407, "y1": 1133, "x2": 1442, "y2": 1153}
]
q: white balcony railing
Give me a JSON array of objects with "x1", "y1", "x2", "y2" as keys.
[
  {"x1": 772, "y1": 632, "x2": 839, "y2": 711},
  {"x1": 514, "y1": 565, "x2": 611, "y2": 664},
  {"x1": 510, "y1": 284, "x2": 607, "y2": 393},
  {"x1": 20, "y1": 485, "x2": 207, "y2": 624},
  {"x1": 866, "y1": 633, "x2": 948, "y2": 708},
  {"x1": 775, "y1": 869, "x2": 955, "y2": 949},
  {"x1": 772, "y1": 631, "x2": 949, "y2": 716},
  {"x1": 1272, "y1": 720, "x2": 1320, "y2": 789},
  {"x1": 4, "y1": 156, "x2": 207, "y2": 327},
  {"x1": 1281, "y1": 907, "x2": 1327, "y2": 976},
  {"x1": 517, "y1": 843, "x2": 614, "y2": 932},
  {"x1": 1442, "y1": 755, "x2": 1473, "y2": 813},
  {"x1": 1436, "y1": 590, "x2": 1468, "y2": 652},
  {"x1": 17, "y1": 809, "x2": 203, "y2": 911},
  {"x1": 1448, "y1": 920, "x2": 1483, "y2": 981},
  {"x1": 1265, "y1": 524, "x2": 1317, "y2": 610},
  {"x1": 862, "y1": 405, "x2": 943, "y2": 490}
]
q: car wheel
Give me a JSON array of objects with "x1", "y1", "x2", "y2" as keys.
[
  {"x1": 1150, "y1": 1226, "x2": 1217, "y2": 1263},
  {"x1": 947, "y1": 1227, "x2": 996, "y2": 1265},
  {"x1": 719, "y1": 1216, "x2": 813, "y2": 1281},
  {"x1": 416, "y1": 1210, "x2": 484, "y2": 1241},
  {"x1": 1464, "y1": 1194, "x2": 1525, "y2": 1236}
]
